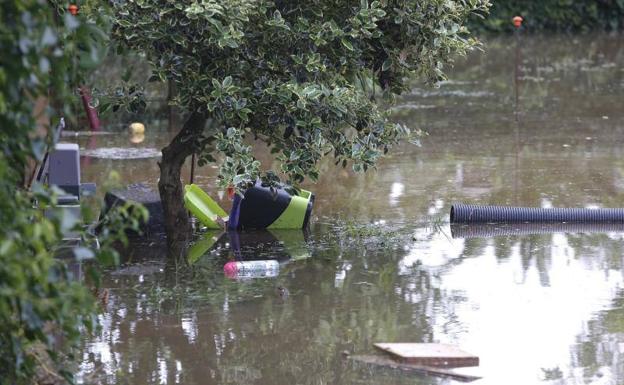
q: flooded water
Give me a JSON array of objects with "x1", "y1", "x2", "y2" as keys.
[{"x1": 75, "y1": 33, "x2": 624, "y2": 385}]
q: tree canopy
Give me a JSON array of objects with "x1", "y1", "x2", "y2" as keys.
[{"x1": 113, "y1": 0, "x2": 490, "y2": 189}]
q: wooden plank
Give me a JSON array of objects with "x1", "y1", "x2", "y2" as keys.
[
  {"x1": 348, "y1": 355, "x2": 482, "y2": 383},
  {"x1": 374, "y1": 343, "x2": 479, "y2": 368}
]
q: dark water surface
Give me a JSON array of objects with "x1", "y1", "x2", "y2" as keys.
[{"x1": 76, "y1": 34, "x2": 624, "y2": 385}]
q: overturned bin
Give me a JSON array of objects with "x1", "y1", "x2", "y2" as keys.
[
  {"x1": 228, "y1": 181, "x2": 314, "y2": 230},
  {"x1": 184, "y1": 181, "x2": 314, "y2": 230}
]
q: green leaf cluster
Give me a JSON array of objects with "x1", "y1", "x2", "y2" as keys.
[
  {"x1": 0, "y1": 1, "x2": 146, "y2": 384},
  {"x1": 0, "y1": 178, "x2": 146, "y2": 385},
  {"x1": 112, "y1": 0, "x2": 490, "y2": 188}
]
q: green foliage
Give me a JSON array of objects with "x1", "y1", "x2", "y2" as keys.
[
  {"x1": 473, "y1": 0, "x2": 624, "y2": 32},
  {"x1": 0, "y1": 179, "x2": 146, "y2": 385},
  {"x1": 0, "y1": 0, "x2": 111, "y2": 174},
  {"x1": 0, "y1": 1, "x2": 146, "y2": 384},
  {"x1": 112, "y1": 0, "x2": 489, "y2": 189}
]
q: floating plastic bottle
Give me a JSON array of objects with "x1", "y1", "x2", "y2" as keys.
[{"x1": 223, "y1": 260, "x2": 280, "y2": 279}]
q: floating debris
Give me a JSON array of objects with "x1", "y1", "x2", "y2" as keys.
[
  {"x1": 129, "y1": 122, "x2": 146, "y2": 134},
  {"x1": 374, "y1": 343, "x2": 479, "y2": 368}
]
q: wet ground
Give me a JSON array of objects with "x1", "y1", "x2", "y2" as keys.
[{"x1": 75, "y1": 33, "x2": 624, "y2": 385}]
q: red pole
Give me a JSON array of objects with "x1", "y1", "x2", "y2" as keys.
[
  {"x1": 512, "y1": 16, "x2": 523, "y2": 205},
  {"x1": 512, "y1": 16, "x2": 523, "y2": 120},
  {"x1": 80, "y1": 86, "x2": 100, "y2": 131},
  {"x1": 71, "y1": 6, "x2": 100, "y2": 132},
  {"x1": 80, "y1": 87, "x2": 100, "y2": 169}
]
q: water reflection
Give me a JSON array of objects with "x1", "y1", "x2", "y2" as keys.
[
  {"x1": 187, "y1": 230, "x2": 311, "y2": 265},
  {"x1": 78, "y1": 220, "x2": 624, "y2": 385},
  {"x1": 451, "y1": 223, "x2": 624, "y2": 239},
  {"x1": 78, "y1": 33, "x2": 624, "y2": 385}
]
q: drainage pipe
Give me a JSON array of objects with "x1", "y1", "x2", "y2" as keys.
[{"x1": 450, "y1": 203, "x2": 624, "y2": 224}]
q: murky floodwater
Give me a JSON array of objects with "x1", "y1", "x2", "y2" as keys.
[{"x1": 75, "y1": 33, "x2": 624, "y2": 385}]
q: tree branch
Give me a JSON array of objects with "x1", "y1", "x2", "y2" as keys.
[{"x1": 160, "y1": 111, "x2": 207, "y2": 170}]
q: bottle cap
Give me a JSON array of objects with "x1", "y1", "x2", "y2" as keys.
[{"x1": 223, "y1": 261, "x2": 238, "y2": 278}]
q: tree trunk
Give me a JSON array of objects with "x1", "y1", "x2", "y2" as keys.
[{"x1": 158, "y1": 112, "x2": 206, "y2": 255}]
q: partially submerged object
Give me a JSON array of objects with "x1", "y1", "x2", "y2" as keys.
[
  {"x1": 129, "y1": 122, "x2": 145, "y2": 143},
  {"x1": 229, "y1": 181, "x2": 314, "y2": 230},
  {"x1": 374, "y1": 343, "x2": 479, "y2": 368},
  {"x1": 184, "y1": 184, "x2": 228, "y2": 229},
  {"x1": 451, "y1": 203, "x2": 624, "y2": 224},
  {"x1": 47, "y1": 142, "x2": 96, "y2": 202},
  {"x1": 32, "y1": 120, "x2": 97, "y2": 240},
  {"x1": 347, "y1": 343, "x2": 481, "y2": 382},
  {"x1": 103, "y1": 181, "x2": 315, "y2": 240},
  {"x1": 103, "y1": 183, "x2": 164, "y2": 236},
  {"x1": 129, "y1": 122, "x2": 145, "y2": 135},
  {"x1": 223, "y1": 260, "x2": 280, "y2": 279},
  {"x1": 183, "y1": 182, "x2": 314, "y2": 230},
  {"x1": 186, "y1": 230, "x2": 312, "y2": 280}
]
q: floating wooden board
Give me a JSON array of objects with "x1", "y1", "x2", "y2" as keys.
[
  {"x1": 348, "y1": 355, "x2": 482, "y2": 383},
  {"x1": 374, "y1": 343, "x2": 479, "y2": 368}
]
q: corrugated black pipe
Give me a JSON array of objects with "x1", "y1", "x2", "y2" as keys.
[
  {"x1": 450, "y1": 203, "x2": 624, "y2": 224},
  {"x1": 451, "y1": 223, "x2": 624, "y2": 239}
]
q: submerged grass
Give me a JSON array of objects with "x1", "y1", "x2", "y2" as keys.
[
  {"x1": 105, "y1": 216, "x2": 453, "y2": 314},
  {"x1": 321, "y1": 215, "x2": 452, "y2": 248},
  {"x1": 140, "y1": 262, "x2": 281, "y2": 313},
  {"x1": 322, "y1": 218, "x2": 412, "y2": 248}
]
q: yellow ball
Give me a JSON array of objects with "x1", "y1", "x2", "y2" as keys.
[{"x1": 129, "y1": 122, "x2": 145, "y2": 135}]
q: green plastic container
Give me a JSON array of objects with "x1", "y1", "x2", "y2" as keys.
[
  {"x1": 268, "y1": 189, "x2": 313, "y2": 229},
  {"x1": 183, "y1": 184, "x2": 228, "y2": 229}
]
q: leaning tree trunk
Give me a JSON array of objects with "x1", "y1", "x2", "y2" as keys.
[{"x1": 158, "y1": 112, "x2": 206, "y2": 254}]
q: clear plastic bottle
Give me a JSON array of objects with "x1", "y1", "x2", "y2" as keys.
[{"x1": 223, "y1": 260, "x2": 280, "y2": 279}]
